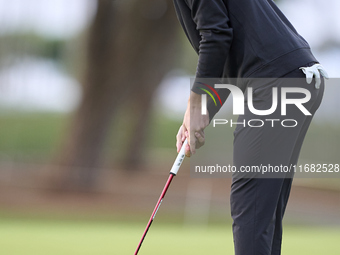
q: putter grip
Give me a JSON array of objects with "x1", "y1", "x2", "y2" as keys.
[{"x1": 170, "y1": 139, "x2": 188, "y2": 175}]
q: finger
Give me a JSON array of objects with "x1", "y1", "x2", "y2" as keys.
[
  {"x1": 300, "y1": 67, "x2": 313, "y2": 84},
  {"x1": 184, "y1": 131, "x2": 191, "y2": 157},
  {"x1": 182, "y1": 132, "x2": 186, "y2": 142},
  {"x1": 314, "y1": 68, "x2": 321, "y2": 89},
  {"x1": 317, "y1": 65, "x2": 329, "y2": 79},
  {"x1": 185, "y1": 142, "x2": 191, "y2": 157},
  {"x1": 176, "y1": 141, "x2": 182, "y2": 153},
  {"x1": 305, "y1": 71, "x2": 313, "y2": 84},
  {"x1": 189, "y1": 130, "x2": 196, "y2": 155},
  {"x1": 195, "y1": 132, "x2": 205, "y2": 149},
  {"x1": 176, "y1": 126, "x2": 184, "y2": 153}
]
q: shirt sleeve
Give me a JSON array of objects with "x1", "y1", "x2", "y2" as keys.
[
  {"x1": 188, "y1": 0, "x2": 233, "y2": 80},
  {"x1": 186, "y1": 0, "x2": 233, "y2": 120}
]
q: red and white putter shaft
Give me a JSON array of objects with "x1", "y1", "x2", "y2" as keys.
[{"x1": 134, "y1": 139, "x2": 188, "y2": 255}]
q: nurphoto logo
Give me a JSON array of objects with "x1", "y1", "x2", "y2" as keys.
[{"x1": 199, "y1": 83, "x2": 312, "y2": 128}]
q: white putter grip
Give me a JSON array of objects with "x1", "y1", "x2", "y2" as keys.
[{"x1": 170, "y1": 139, "x2": 188, "y2": 175}]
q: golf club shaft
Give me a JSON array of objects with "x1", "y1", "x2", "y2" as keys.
[{"x1": 134, "y1": 139, "x2": 188, "y2": 255}]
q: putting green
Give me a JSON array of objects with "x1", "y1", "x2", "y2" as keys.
[{"x1": 0, "y1": 217, "x2": 339, "y2": 254}]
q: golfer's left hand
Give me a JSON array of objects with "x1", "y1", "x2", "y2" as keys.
[
  {"x1": 300, "y1": 63, "x2": 329, "y2": 89},
  {"x1": 176, "y1": 91, "x2": 210, "y2": 157}
]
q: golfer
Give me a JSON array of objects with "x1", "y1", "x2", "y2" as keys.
[{"x1": 173, "y1": 0, "x2": 328, "y2": 254}]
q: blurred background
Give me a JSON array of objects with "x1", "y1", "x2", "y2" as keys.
[{"x1": 0, "y1": 0, "x2": 339, "y2": 254}]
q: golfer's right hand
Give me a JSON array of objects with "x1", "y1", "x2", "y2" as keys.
[
  {"x1": 176, "y1": 125, "x2": 190, "y2": 156},
  {"x1": 176, "y1": 91, "x2": 210, "y2": 157}
]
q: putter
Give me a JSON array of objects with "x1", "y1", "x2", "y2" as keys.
[{"x1": 134, "y1": 139, "x2": 188, "y2": 255}]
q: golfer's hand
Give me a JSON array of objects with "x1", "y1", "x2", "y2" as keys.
[
  {"x1": 300, "y1": 63, "x2": 329, "y2": 89},
  {"x1": 176, "y1": 91, "x2": 210, "y2": 157}
]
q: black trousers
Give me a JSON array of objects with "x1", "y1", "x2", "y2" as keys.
[{"x1": 230, "y1": 67, "x2": 325, "y2": 255}]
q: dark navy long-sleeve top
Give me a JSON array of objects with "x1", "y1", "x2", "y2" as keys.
[{"x1": 173, "y1": 0, "x2": 317, "y2": 118}]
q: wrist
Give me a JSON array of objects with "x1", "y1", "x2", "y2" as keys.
[{"x1": 189, "y1": 91, "x2": 202, "y2": 105}]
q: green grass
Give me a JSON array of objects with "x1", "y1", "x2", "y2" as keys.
[{"x1": 0, "y1": 216, "x2": 339, "y2": 255}]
